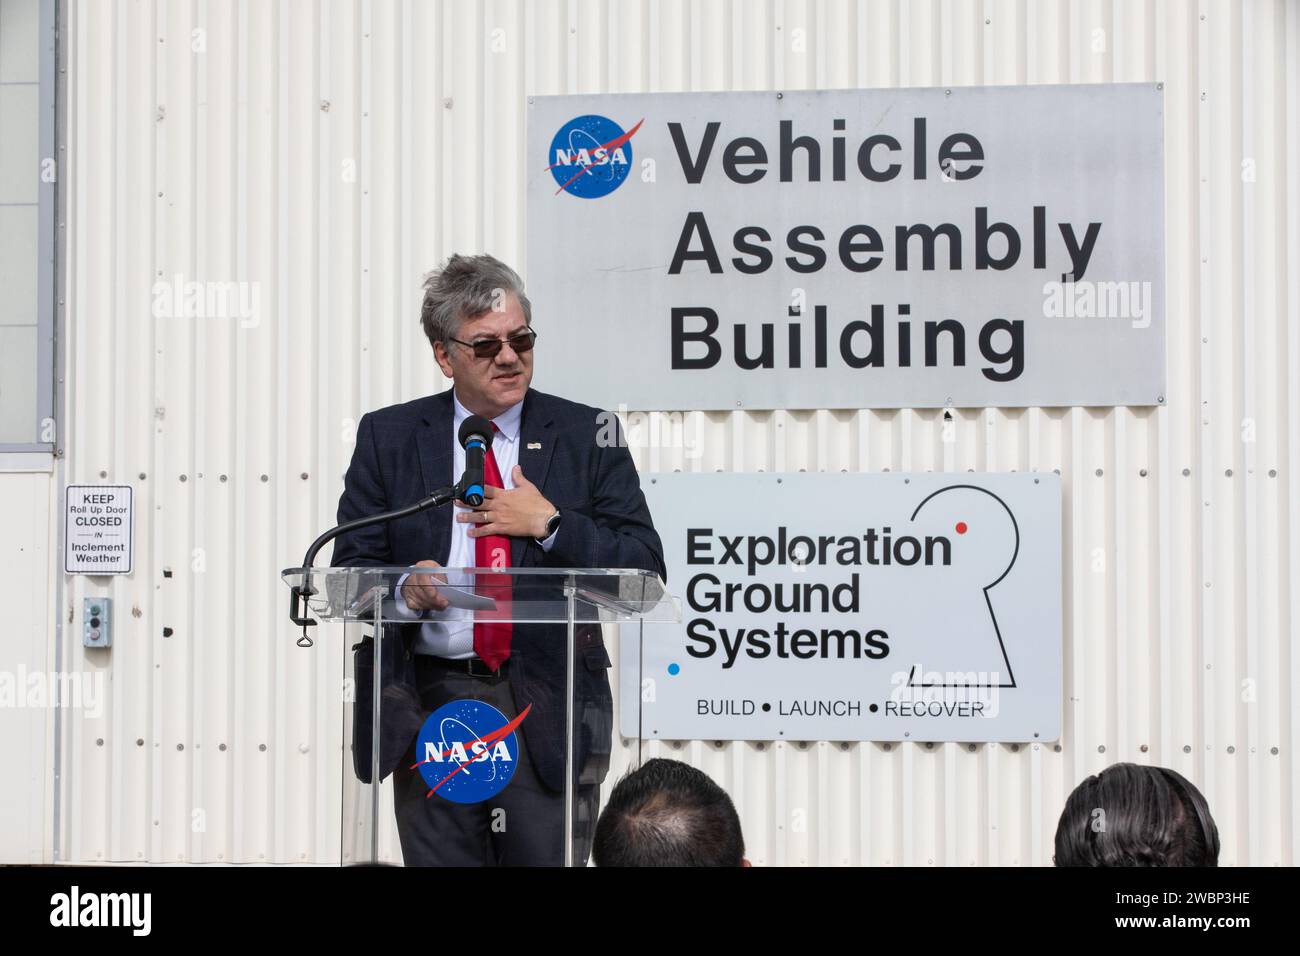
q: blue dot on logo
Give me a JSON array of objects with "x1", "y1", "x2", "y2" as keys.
[
  {"x1": 413, "y1": 698, "x2": 523, "y2": 804},
  {"x1": 547, "y1": 114, "x2": 636, "y2": 199},
  {"x1": 667, "y1": 663, "x2": 680, "y2": 676}
]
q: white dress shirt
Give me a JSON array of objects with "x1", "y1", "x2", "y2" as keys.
[{"x1": 394, "y1": 389, "x2": 556, "y2": 658}]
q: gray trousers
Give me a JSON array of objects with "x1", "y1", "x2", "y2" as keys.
[{"x1": 391, "y1": 655, "x2": 599, "y2": 866}]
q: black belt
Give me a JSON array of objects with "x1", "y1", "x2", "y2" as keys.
[
  {"x1": 416, "y1": 653, "x2": 507, "y2": 679},
  {"x1": 411, "y1": 624, "x2": 604, "y2": 680}
]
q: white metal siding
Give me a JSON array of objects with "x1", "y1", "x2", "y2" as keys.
[
  {"x1": 44, "y1": 0, "x2": 1300, "y2": 865},
  {"x1": 0, "y1": 470, "x2": 57, "y2": 863}
]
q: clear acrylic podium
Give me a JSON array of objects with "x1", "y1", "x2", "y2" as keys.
[{"x1": 281, "y1": 565, "x2": 678, "y2": 866}]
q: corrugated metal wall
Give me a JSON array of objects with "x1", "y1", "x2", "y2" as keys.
[{"x1": 47, "y1": 0, "x2": 1298, "y2": 865}]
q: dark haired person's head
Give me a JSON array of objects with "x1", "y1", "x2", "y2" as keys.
[
  {"x1": 593, "y1": 758, "x2": 748, "y2": 867},
  {"x1": 1054, "y1": 762, "x2": 1220, "y2": 867}
]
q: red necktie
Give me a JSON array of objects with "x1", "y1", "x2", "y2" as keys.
[{"x1": 473, "y1": 423, "x2": 512, "y2": 670}]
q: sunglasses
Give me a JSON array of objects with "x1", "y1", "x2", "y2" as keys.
[{"x1": 448, "y1": 328, "x2": 538, "y2": 360}]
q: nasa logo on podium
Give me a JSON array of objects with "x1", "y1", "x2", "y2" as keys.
[
  {"x1": 413, "y1": 699, "x2": 532, "y2": 804},
  {"x1": 547, "y1": 114, "x2": 643, "y2": 199}
]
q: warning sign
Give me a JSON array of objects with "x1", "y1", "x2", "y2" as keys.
[{"x1": 65, "y1": 485, "x2": 134, "y2": 575}]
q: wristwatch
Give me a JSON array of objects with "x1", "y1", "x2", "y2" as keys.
[{"x1": 536, "y1": 508, "x2": 562, "y2": 543}]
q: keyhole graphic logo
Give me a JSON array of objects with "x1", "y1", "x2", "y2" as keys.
[{"x1": 903, "y1": 484, "x2": 1022, "y2": 688}]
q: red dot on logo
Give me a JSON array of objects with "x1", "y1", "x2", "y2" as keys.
[{"x1": 955, "y1": 521, "x2": 968, "y2": 534}]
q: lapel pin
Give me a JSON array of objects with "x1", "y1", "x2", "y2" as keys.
[{"x1": 527, "y1": 442, "x2": 542, "y2": 450}]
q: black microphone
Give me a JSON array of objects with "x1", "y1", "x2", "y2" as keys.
[{"x1": 458, "y1": 415, "x2": 494, "y2": 506}]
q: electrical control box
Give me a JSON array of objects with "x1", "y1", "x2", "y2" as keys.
[{"x1": 83, "y1": 597, "x2": 112, "y2": 648}]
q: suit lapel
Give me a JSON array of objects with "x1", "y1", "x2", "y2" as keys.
[
  {"x1": 512, "y1": 389, "x2": 557, "y2": 567},
  {"x1": 416, "y1": 390, "x2": 456, "y2": 565}
]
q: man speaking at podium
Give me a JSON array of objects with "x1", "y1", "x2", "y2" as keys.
[{"x1": 331, "y1": 253, "x2": 665, "y2": 866}]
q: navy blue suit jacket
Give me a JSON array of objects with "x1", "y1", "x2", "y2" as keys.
[{"x1": 331, "y1": 386, "x2": 665, "y2": 793}]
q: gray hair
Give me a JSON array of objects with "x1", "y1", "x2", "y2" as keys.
[{"x1": 419, "y1": 253, "x2": 532, "y2": 349}]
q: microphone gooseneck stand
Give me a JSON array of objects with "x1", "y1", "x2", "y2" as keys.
[
  {"x1": 291, "y1": 415, "x2": 495, "y2": 646},
  {"x1": 288, "y1": 482, "x2": 461, "y2": 647}
]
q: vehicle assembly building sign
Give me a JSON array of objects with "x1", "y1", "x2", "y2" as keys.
[
  {"x1": 622, "y1": 473, "x2": 1062, "y2": 742},
  {"x1": 528, "y1": 83, "x2": 1164, "y2": 409}
]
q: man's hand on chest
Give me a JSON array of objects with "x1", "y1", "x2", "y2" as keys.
[{"x1": 456, "y1": 463, "x2": 557, "y2": 540}]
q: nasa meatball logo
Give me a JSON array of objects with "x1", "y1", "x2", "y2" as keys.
[
  {"x1": 547, "y1": 114, "x2": 643, "y2": 198},
  {"x1": 412, "y1": 699, "x2": 532, "y2": 804}
]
